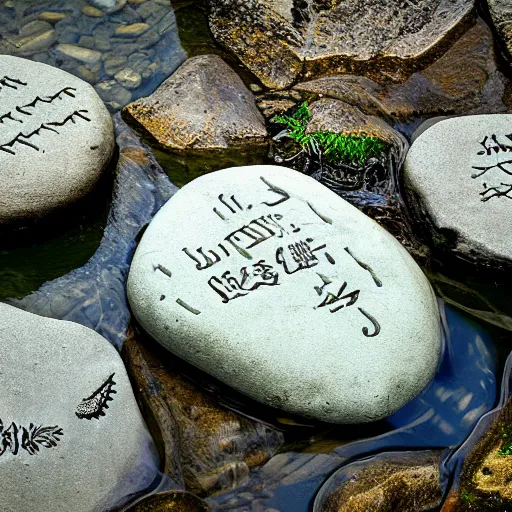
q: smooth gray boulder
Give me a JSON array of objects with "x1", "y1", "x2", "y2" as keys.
[
  {"x1": 0, "y1": 55, "x2": 114, "y2": 224},
  {"x1": 127, "y1": 165, "x2": 442, "y2": 424},
  {"x1": 404, "y1": 115, "x2": 512, "y2": 267},
  {"x1": 0, "y1": 303, "x2": 158, "y2": 512}
]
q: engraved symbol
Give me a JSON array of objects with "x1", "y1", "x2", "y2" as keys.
[
  {"x1": 208, "y1": 260, "x2": 279, "y2": 303},
  {"x1": 260, "y1": 177, "x2": 290, "y2": 206},
  {"x1": 213, "y1": 194, "x2": 244, "y2": 219},
  {"x1": 276, "y1": 238, "x2": 325, "y2": 274},
  {"x1": 0, "y1": 420, "x2": 63, "y2": 457},
  {"x1": 0, "y1": 76, "x2": 27, "y2": 92},
  {"x1": 76, "y1": 373, "x2": 116, "y2": 420}
]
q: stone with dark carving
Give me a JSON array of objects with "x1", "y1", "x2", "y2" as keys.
[
  {"x1": 0, "y1": 302, "x2": 158, "y2": 512},
  {"x1": 206, "y1": 0, "x2": 475, "y2": 89},
  {"x1": 123, "y1": 54, "x2": 267, "y2": 151},
  {"x1": 127, "y1": 165, "x2": 442, "y2": 424},
  {"x1": 0, "y1": 55, "x2": 114, "y2": 225},
  {"x1": 122, "y1": 328, "x2": 284, "y2": 496},
  {"x1": 404, "y1": 115, "x2": 512, "y2": 268}
]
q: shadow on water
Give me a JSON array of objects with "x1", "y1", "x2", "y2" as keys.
[{"x1": 0, "y1": 170, "x2": 112, "y2": 300}]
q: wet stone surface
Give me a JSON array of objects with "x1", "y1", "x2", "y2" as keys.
[
  {"x1": 0, "y1": 0, "x2": 186, "y2": 110},
  {"x1": 127, "y1": 165, "x2": 442, "y2": 424}
]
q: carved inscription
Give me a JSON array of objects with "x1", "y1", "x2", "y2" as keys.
[
  {"x1": 0, "y1": 76, "x2": 91, "y2": 155},
  {"x1": 75, "y1": 373, "x2": 116, "y2": 420},
  {"x1": 158, "y1": 177, "x2": 383, "y2": 337},
  {"x1": 0, "y1": 420, "x2": 63, "y2": 456},
  {"x1": 472, "y1": 134, "x2": 512, "y2": 201}
]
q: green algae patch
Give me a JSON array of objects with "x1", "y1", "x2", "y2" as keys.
[{"x1": 272, "y1": 102, "x2": 387, "y2": 165}]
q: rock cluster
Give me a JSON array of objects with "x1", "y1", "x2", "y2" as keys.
[{"x1": 0, "y1": 0, "x2": 186, "y2": 110}]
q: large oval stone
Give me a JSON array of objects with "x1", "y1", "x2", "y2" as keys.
[
  {"x1": 127, "y1": 166, "x2": 442, "y2": 424},
  {"x1": 0, "y1": 303, "x2": 158, "y2": 512},
  {"x1": 0, "y1": 55, "x2": 114, "y2": 224},
  {"x1": 404, "y1": 115, "x2": 512, "y2": 266}
]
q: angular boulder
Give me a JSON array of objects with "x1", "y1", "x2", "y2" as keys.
[
  {"x1": 127, "y1": 165, "x2": 442, "y2": 424},
  {"x1": 123, "y1": 55, "x2": 267, "y2": 150}
]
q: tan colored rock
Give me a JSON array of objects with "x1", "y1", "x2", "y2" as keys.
[
  {"x1": 322, "y1": 451, "x2": 443, "y2": 512},
  {"x1": 5, "y1": 29, "x2": 57, "y2": 56},
  {"x1": 81, "y1": 5, "x2": 105, "y2": 16},
  {"x1": 208, "y1": 0, "x2": 475, "y2": 89},
  {"x1": 55, "y1": 44, "x2": 102, "y2": 64},
  {"x1": 295, "y1": 19, "x2": 507, "y2": 120},
  {"x1": 38, "y1": 12, "x2": 69, "y2": 23},
  {"x1": 123, "y1": 55, "x2": 267, "y2": 150},
  {"x1": 115, "y1": 23, "x2": 150, "y2": 37},
  {"x1": 121, "y1": 329, "x2": 284, "y2": 495}
]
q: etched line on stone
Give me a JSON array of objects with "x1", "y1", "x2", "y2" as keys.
[
  {"x1": 0, "y1": 109, "x2": 91, "y2": 155},
  {"x1": 16, "y1": 87, "x2": 77, "y2": 116},
  {"x1": 480, "y1": 183, "x2": 512, "y2": 202},
  {"x1": 0, "y1": 420, "x2": 63, "y2": 456},
  {"x1": 307, "y1": 202, "x2": 332, "y2": 224},
  {"x1": 358, "y1": 308, "x2": 381, "y2": 338},
  {"x1": 176, "y1": 298, "x2": 201, "y2": 315},
  {"x1": 213, "y1": 207, "x2": 226, "y2": 220},
  {"x1": 344, "y1": 247, "x2": 382, "y2": 287},
  {"x1": 75, "y1": 373, "x2": 117, "y2": 420},
  {"x1": 154, "y1": 263, "x2": 172, "y2": 279},
  {"x1": 0, "y1": 76, "x2": 27, "y2": 92},
  {"x1": 260, "y1": 176, "x2": 290, "y2": 206}
]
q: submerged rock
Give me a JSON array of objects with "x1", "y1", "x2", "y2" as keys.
[
  {"x1": 404, "y1": 114, "x2": 512, "y2": 268},
  {"x1": 317, "y1": 450, "x2": 444, "y2": 512},
  {"x1": 124, "y1": 490, "x2": 211, "y2": 511},
  {"x1": 294, "y1": 19, "x2": 509, "y2": 120},
  {"x1": 7, "y1": 114, "x2": 177, "y2": 349},
  {"x1": 0, "y1": 303, "x2": 158, "y2": 512},
  {"x1": 121, "y1": 328, "x2": 284, "y2": 496},
  {"x1": 207, "y1": 0, "x2": 475, "y2": 89},
  {"x1": 127, "y1": 165, "x2": 442, "y2": 424},
  {"x1": 123, "y1": 55, "x2": 267, "y2": 150},
  {"x1": 0, "y1": 55, "x2": 114, "y2": 225}
]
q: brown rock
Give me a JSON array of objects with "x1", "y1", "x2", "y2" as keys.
[
  {"x1": 207, "y1": 0, "x2": 475, "y2": 89},
  {"x1": 123, "y1": 55, "x2": 268, "y2": 150},
  {"x1": 295, "y1": 19, "x2": 508, "y2": 120},
  {"x1": 322, "y1": 451, "x2": 444, "y2": 512},
  {"x1": 121, "y1": 328, "x2": 284, "y2": 496},
  {"x1": 124, "y1": 491, "x2": 210, "y2": 511}
]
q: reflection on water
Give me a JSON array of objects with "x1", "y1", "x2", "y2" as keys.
[{"x1": 0, "y1": 0, "x2": 186, "y2": 110}]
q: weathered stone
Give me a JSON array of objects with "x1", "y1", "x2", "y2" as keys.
[
  {"x1": 55, "y1": 43, "x2": 102, "y2": 64},
  {"x1": 294, "y1": 19, "x2": 508, "y2": 120},
  {"x1": 127, "y1": 165, "x2": 442, "y2": 424},
  {"x1": 0, "y1": 55, "x2": 114, "y2": 224},
  {"x1": 404, "y1": 115, "x2": 512, "y2": 267},
  {"x1": 0, "y1": 303, "x2": 158, "y2": 512},
  {"x1": 207, "y1": 0, "x2": 475, "y2": 89},
  {"x1": 115, "y1": 67, "x2": 142, "y2": 89},
  {"x1": 115, "y1": 22, "x2": 150, "y2": 37},
  {"x1": 122, "y1": 328, "x2": 284, "y2": 495},
  {"x1": 125, "y1": 491, "x2": 211, "y2": 512},
  {"x1": 487, "y1": 0, "x2": 512, "y2": 63},
  {"x1": 4, "y1": 29, "x2": 57, "y2": 56},
  {"x1": 81, "y1": 5, "x2": 105, "y2": 17},
  {"x1": 123, "y1": 55, "x2": 267, "y2": 150},
  {"x1": 38, "y1": 11, "x2": 69, "y2": 23},
  {"x1": 89, "y1": 0, "x2": 127, "y2": 13},
  {"x1": 319, "y1": 451, "x2": 443, "y2": 512}
]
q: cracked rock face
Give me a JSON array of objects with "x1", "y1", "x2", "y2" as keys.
[
  {"x1": 207, "y1": 0, "x2": 475, "y2": 89},
  {"x1": 0, "y1": 55, "x2": 114, "y2": 224},
  {"x1": 127, "y1": 165, "x2": 442, "y2": 424}
]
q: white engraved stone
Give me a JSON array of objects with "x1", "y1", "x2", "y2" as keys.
[
  {"x1": 0, "y1": 303, "x2": 158, "y2": 512},
  {"x1": 127, "y1": 165, "x2": 442, "y2": 424},
  {"x1": 404, "y1": 115, "x2": 512, "y2": 266},
  {"x1": 0, "y1": 55, "x2": 114, "y2": 224}
]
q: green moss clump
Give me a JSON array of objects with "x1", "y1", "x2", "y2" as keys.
[
  {"x1": 498, "y1": 423, "x2": 512, "y2": 456},
  {"x1": 272, "y1": 102, "x2": 387, "y2": 165}
]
